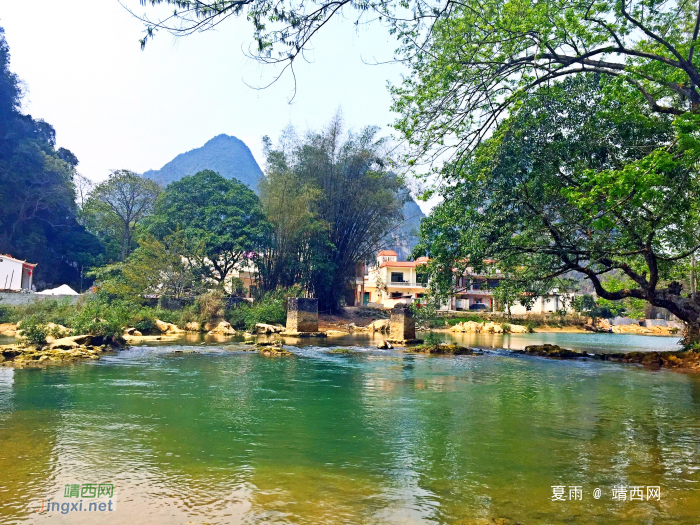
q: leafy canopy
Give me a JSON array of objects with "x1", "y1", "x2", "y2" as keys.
[
  {"x1": 418, "y1": 75, "x2": 700, "y2": 332},
  {"x1": 82, "y1": 170, "x2": 161, "y2": 262},
  {"x1": 259, "y1": 116, "x2": 407, "y2": 312},
  {"x1": 149, "y1": 170, "x2": 270, "y2": 285},
  {"x1": 0, "y1": 26, "x2": 102, "y2": 289}
]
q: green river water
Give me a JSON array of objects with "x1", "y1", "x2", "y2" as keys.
[{"x1": 1, "y1": 332, "x2": 699, "y2": 524}]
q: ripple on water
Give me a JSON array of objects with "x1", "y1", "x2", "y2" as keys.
[{"x1": 1, "y1": 335, "x2": 699, "y2": 524}]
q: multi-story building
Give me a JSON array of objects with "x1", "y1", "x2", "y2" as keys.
[
  {"x1": 361, "y1": 250, "x2": 573, "y2": 313},
  {"x1": 361, "y1": 250, "x2": 430, "y2": 308}
]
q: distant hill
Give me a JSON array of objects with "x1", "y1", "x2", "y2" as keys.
[
  {"x1": 143, "y1": 134, "x2": 263, "y2": 189},
  {"x1": 386, "y1": 197, "x2": 426, "y2": 261},
  {"x1": 143, "y1": 134, "x2": 425, "y2": 258}
]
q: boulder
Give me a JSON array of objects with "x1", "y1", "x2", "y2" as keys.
[
  {"x1": 123, "y1": 327, "x2": 142, "y2": 337},
  {"x1": 259, "y1": 347, "x2": 293, "y2": 357},
  {"x1": 596, "y1": 318, "x2": 613, "y2": 331},
  {"x1": 44, "y1": 323, "x2": 71, "y2": 342},
  {"x1": 368, "y1": 319, "x2": 390, "y2": 332},
  {"x1": 255, "y1": 323, "x2": 285, "y2": 334},
  {"x1": 450, "y1": 321, "x2": 482, "y2": 333},
  {"x1": 325, "y1": 330, "x2": 350, "y2": 337},
  {"x1": 0, "y1": 323, "x2": 18, "y2": 336},
  {"x1": 48, "y1": 335, "x2": 95, "y2": 350},
  {"x1": 509, "y1": 324, "x2": 529, "y2": 333},
  {"x1": 207, "y1": 320, "x2": 236, "y2": 335},
  {"x1": 377, "y1": 340, "x2": 393, "y2": 349},
  {"x1": 482, "y1": 322, "x2": 503, "y2": 334},
  {"x1": 255, "y1": 340, "x2": 283, "y2": 348},
  {"x1": 409, "y1": 343, "x2": 475, "y2": 355},
  {"x1": 522, "y1": 344, "x2": 582, "y2": 358},
  {"x1": 155, "y1": 319, "x2": 185, "y2": 334},
  {"x1": 612, "y1": 324, "x2": 652, "y2": 334},
  {"x1": 185, "y1": 321, "x2": 201, "y2": 332}
]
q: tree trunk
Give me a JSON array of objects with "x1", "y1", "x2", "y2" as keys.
[
  {"x1": 682, "y1": 320, "x2": 700, "y2": 347},
  {"x1": 121, "y1": 224, "x2": 130, "y2": 261}
]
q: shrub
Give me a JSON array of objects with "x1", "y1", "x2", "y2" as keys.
[
  {"x1": 18, "y1": 315, "x2": 49, "y2": 346},
  {"x1": 423, "y1": 331, "x2": 443, "y2": 346},
  {"x1": 500, "y1": 323, "x2": 511, "y2": 333},
  {"x1": 0, "y1": 302, "x2": 11, "y2": 323},
  {"x1": 226, "y1": 288, "x2": 296, "y2": 331},
  {"x1": 196, "y1": 290, "x2": 226, "y2": 324},
  {"x1": 68, "y1": 297, "x2": 135, "y2": 339}
]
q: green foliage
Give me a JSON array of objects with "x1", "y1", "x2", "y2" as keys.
[
  {"x1": 91, "y1": 234, "x2": 206, "y2": 301},
  {"x1": 0, "y1": 27, "x2": 103, "y2": 289},
  {"x1": 18, "y1": 315, "x2": 49, "y2": 346},
  {"x1": 2, "y1": 294, "x2": 201, "y2": 339},
  {"x1": 409, "y1": 300, "x2": 437, "y2": 326},
  {"x1": 392, "y1": 0, "x2": 700, "y2": 164},
  {"x1": 260, "y1": 116, "x2": 407, "y2": 312},
  {"x1": 148, "y1": 170, "x2": 269, "y2": 284},
  {"x1": 417, "y1": 75, "x2": 700, "y2": 332},
  {"x1": 4, "y1": 298, "x2": 80, "y2": 326},
  {"x1": 423, "y1": 331, "x2": 442, "y2": 346},
  {"x1": 196, "y1": 290, "x2": 226, "y2": 324},
  {"x1": 0, "y1": 303, "x2": 10, "y2": 323},
  {"x1": 226, "y1": 286, "x2": 301, "y2": 330},
  {"x1": 82, "y1": 170, "x2": 161, "y2": 262}
]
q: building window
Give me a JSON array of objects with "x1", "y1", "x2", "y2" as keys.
[
  {"x1": 487, "y1": 279, "x2": 500, "y2": 289},
  {"x1": 391, "y1": 272, "x2": 405, "y2": 283},
  {"x1": 472, "y1": 281, "x2": 481, "y2": 290},
  {"x1": 391, "y1": 292, "x2": 402, "y2": 298},
  {"x1": 474, "y1": 298, "x2": 483, "y2": 304}
]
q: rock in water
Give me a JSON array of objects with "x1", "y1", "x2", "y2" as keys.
[{"x1": 207, "y1": 320, "x2": 236, "y2": 335}]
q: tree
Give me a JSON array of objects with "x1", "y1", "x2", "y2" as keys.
[
  {"x1": 260, "y1": 116, "x2": 407, "y2": 312},
  {"x1": 83, "y1": 170, "x2": 161, "y2": 261},
  {"x1": 417, "y1": 75, "x2": 700, "y2": 344},
  {"x1": 391, "y1": 0, "x2": 700, "y2": 161},
  {"x1": 0, "y1": 26, "x2": 103, "y2": 289},
  {"x1": 91, "y1": 234, "x2": 206, "y2": 300},
  {"x1": 149, "y1": 170, "x2": 270, "y2": 286},
  {"x1": 258, "y1": 135, "x2": 323, "y2": 291}
]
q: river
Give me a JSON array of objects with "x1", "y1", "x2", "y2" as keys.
[{"x1": 1, "y1": 332, "x2": 699, "y2": 524}]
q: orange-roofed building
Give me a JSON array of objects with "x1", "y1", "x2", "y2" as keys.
[
  {"x1": 360, "y1": 249, "x2": 574, "y2": 312},
  {"x1": 361, "y1": 251, "x2": 431, "y2": 308}
]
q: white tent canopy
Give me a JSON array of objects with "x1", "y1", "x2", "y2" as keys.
[{"x1": 36, "y1": 284, "x2": 79, "y2": 296}]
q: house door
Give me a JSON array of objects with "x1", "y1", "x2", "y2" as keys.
[{"x1": 363, "y1": 292, "x2": 370, "y2": 306}]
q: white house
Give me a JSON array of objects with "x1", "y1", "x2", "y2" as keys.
[
  {"x1": 361, "y1": 249, "x2": 575, "y2": 313},
  {"x1": 0, "y1": 254, "x2": 36, "y2": 291}
]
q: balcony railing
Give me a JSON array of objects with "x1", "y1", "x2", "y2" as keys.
[{"x1": 387, "y1": 281, "x2": 428, "y2": 287}]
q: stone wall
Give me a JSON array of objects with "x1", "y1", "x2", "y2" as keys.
[
  {"x1": 0, "y1": 292, "x2": 82, "y2": 306},
  {"x1": 389, "y1": 304, "x2": 416, "y2": 341},
  {"x1": 286, "y1": 298, "x2": 319, "y2": 333}
]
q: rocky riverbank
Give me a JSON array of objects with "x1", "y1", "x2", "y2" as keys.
[
  {"x1": 1, "y1": 334, "x2": 118, "y2": 367},
  {"x1": 517, "y1": 344, "x2": 700, "y2": 372}
]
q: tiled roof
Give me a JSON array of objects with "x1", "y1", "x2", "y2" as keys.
[
  {"x1": 380, "y1": 260, "x2": 428, "y2": 268},
  {"x1": 0, "y1": 254, "x2": 37, "y2": 267},
  {"x1": 377, "y1": 250, "x2": 398, "y2": 256}
]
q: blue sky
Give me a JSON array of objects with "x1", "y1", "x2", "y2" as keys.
[{"x1": 1, "y1": 0, "x2": 425, "y2": 201}]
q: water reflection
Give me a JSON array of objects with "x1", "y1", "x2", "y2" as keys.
[{"x1": 0, "y1": 346, "x2": 698, "y2": 523}]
